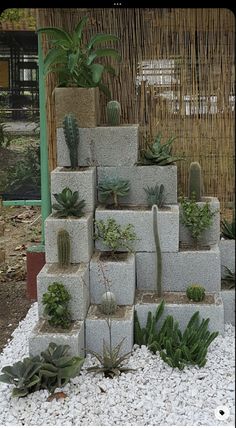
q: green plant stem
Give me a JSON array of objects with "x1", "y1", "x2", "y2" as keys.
[{"x1": 153, "y1": 205, "x2": 162, "y2": 297}]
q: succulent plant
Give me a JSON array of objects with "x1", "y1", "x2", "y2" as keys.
[
  {"x1": 63, "y1": 114, "x2": 79, "y2": 169},
  {"x1": 98, "y1": 177, "x2": 130, "y2": 208},
  {"x1": 221, "y1": 217, "x2": 235, "y2": 239},
  {"x1": 101, "y1": 291, "x2": 117, "y2": 315},
  {"x1": 142, "y1": 133, "x2": 183, "y2": 165},
  {"x1": 94, "y1": 218, "x2": 137, "y2": 254},
  {"x1": 106, "y1": 100, "x2": 121, "y2": 126},
  {"x1": 57, "y1": 229, "x2": 71, "y2": 268},
  {"x1": 52, "y1": 187, "x2": 86, "y2": 218},
  {"x1": 134, "y1": 300, "x2": 165, "y2": 346},
  {"x1": 188, "y1": 161, "x2": 202, "y2": 202},
  {"x1": 42, "y1": 282, "x2": 72, "y2": 329},
  {"x1": 144, "y1": 183, "x2": 166, "y2": 208},
  {"x1": 222, "y1": 266, "x2": 235, "y2": 288},
  {"x1": 186, "y1": 284, "x2": 206, "y2": 302},
  {"x1": 152, "y1": 205, "x2": 162, "y2": 297}
]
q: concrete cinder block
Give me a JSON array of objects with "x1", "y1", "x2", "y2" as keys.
[
  {"x1": 179, "y1": 197, "x2": 220, "y2": 247},
  {"x1": 219, "y1": 239, "x2": 235, "y2": 278},
  {"x1": 45, "y1": 213, "x2": 93, "y2": 264},
  {"x1": 57, "y1": 125, "x2": 139, "y2": 167},
  {"x1": 29, "y1": 319, "x2": 85, "y2": 357},
  {"x1": 135, "y1": 291, "x2": 224, "y2": 335},
  {"x1": 89, "y1": 252, "x2": 135, "y2": 305},
  {"x1": 97, "y1": 165, "x2": 177, "y2": 205},
  {"x1": 136, "y1": 245, "x2": 221, "y2": 293},
  {"x1": 95, "y1": 205, "x2": 179, "y2": 252},
  {"x1": 37, "y1": 263, "x2": 90, "y2": 320},
  {"x1": 85, "y1": 305, "x2": 134, "y2": 355},
  {"x1": 221, "y1": 289, "x2": 235, "y2": 326},
  {"x1": 51, "y1": 167, "x2": 96, "y2": 213}
]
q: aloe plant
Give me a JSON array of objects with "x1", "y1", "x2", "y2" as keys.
[
  {"x1": 52, "y1": 187, "x2": 86, "y2": 218},
  {"x1": 142, "y1": 133, "x2": 183, "y2": 165},
  {"x1": 144, "y1": 184, "x2": 166, "y2": 208}
]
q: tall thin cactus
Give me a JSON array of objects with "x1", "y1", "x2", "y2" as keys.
[
  {"x1": 188, "y1": 161, "x2": 202, "y2": 201},
  {"x1": 57, "y1": 229, "x2": 71, "y2": 268},
  {"x1": 152, "y1": 205, "x2": 162, "y2": 297},
  {"x1": 106, "y1": 100, "x2": 121, "y2": 126},
  {"x1": 63, "y1": 114, "x2": 79, "y2": 169}
]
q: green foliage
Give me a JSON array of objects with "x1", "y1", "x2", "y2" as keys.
[
  {"x1": 0, "y1": 9, "x2": 36, "y2": 28},
  {"x1": 134, "y1": 300, "x2": 165, "y2": 346},
  {"x1": 179, "y1": 195, "x2": 216, "y2": 243},
  {"x1": 87, "y1": 338, "x2": 134, "y2": 378},
  {"x1": 6, "y1": 145, "x2": 40, "y2": 192},
  {"x1": 0, "y1": 342, "x2": 84, "y2": 397},
  {"x1": 52, "y1": 187, "x2": 86, "y2": 218},
  {"x1": 101, "y1": 291, "x2": 117, "y2": 315},
  {"x1": 221, "y1": 217, "x2": 235, "y2": 239},
  {"x1": 106, "y1": 100, "x2": 121, "y2": 125},
  {"x1": 186, "y1": 284, "x2": 206, "y2": 302},
  {"x1": 0, "y1": 123, "x2": 13, "y2": 148},
  {"x1": 141, "y1": 133, "x2": 183, "y2": 165},
  {"x1": 94, "y1": 218, "x2": 137, "y2": 253},
  {"x1": 63, "y1": 114, "x2": 79, "y2": 169},
  {"x1": 38, "y1": 16, "x2": 121, "y2": 98},
  {"x1": 98, "y1": 177, "x2": 130, "y2": 208},
  {"x1": 42, "y1": 282, "x2": 72, "y2": 329},
  {"x1": 57, "y1": 229, "x2": 71, "y2": 268},
  {"x1": 153, "y1": 205, "x2": 162, "y2": 296},
  {"x1": 222, "y1": 266, "x2": 235, "y2": 288},
  {"x1": 188, "y1": 161, "x2": 202, "y2": 202},
  {"x1": 144, "y1": 183, "x2": 166, "y2": 208}
]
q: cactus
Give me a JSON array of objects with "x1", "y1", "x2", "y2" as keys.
[
  {"x1": 101, "y1": 291, "x2": 117, "y2": 315},
  {"x1": 188, "y1": 161, "x2": 202, "y2": 202},
  {"x1": 57, "y1": 229, "x2": 71, "y2": 268},
  {"x1": 106, "y1": 100, "x2": 121, "y2": 126},
  {"x1": 152, "y1": 205, "x2": 162, "y2": 297},
  {"x1": 63, "y1": 114, "x2": 79, "y2": 169},
  {"x1": 186, "y1": 284, "x2": 206, "y2": 302}
]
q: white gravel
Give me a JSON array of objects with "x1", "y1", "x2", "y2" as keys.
[{"x1": 0, "y1": 303, "x2": 235, "y2": 426}]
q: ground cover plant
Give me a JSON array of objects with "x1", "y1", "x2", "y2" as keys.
[
  {"x1": 42, "y1": 282, "x2": 72, "y2": 329},
  {"x1": 94, "y1": 218, "x2": 137, "y2": 255}
]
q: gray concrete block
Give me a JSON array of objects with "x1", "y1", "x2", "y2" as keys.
[
  {"x1": 57, "y1": 125, "x2": 139, "y2": 167},
  {"x1": 37, "y1": 263, "x2": 90, "y2": 320},
  {"x1": 221, "y1": 289, "x2": 235, "y2": 326},
  {"x1": 135, "y1": 291, "x2": 224, "y2": 335},
  {"x1": 219, "y1": 239, "x2": 235, "y2": 278},
  {"x1": 45, "y1": 213, "x2": 94, "y2": 264},
  {"x1": 85, "y1": 305, "x2": 134, "y2": 355},
  {"x1": 51, "y1": 167, "x2": 96, "y2": 213},
  {"x1": 97, "y1": 165, "x2": 177, "y2": 205},
  {"x1": 89, "y1": 252, "x2": 135, "y2": 305},
  {"x1": 136, "y1": 245, "x2": 221, "y2": 292},
  {"x1": 95, "y1": 206, "x2": 179, "y2": 252},
  {"x1": 179, "y1": 197, "x2": 220, "y2": 246},
  {"x1": 29, "y1": 319, "x2": 85, "y2": 357}
]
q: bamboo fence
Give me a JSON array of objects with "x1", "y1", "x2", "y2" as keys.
[{"x1": 35, "y1": 8, "x2": 235, "y2": 218}]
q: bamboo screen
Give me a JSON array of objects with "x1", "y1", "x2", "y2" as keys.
[{"x1": 36, "y1": 8, "x2": 235, "y2": 216}]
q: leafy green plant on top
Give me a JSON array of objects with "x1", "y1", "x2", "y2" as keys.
[
  {"x1": 186, "y1": 284, "x2": 205, "y2": 302},
  {"x1": 144, "y1": 183, "x2": 166, "y2": 208},
  {"x1": 52, "y1": 187, "x2": 86, "y2": 218},
  {"x1": 94, "y1": 218, "x2": 137, "y2": 255},
  {"x1": 221, "y1": 217, "x2": 235, "y2": 240},
  {"x1": 42, "y1": 282, "x2": 72, "y2": 329},
  {"x1": 38, "y1": 16, "x2": 121, "y2": 97},
  {"x1": 98, "y1": 177, "x2": 130, "y2": 208},
  {"x1": 141, "y1": 133, "x2": 183, "y2": 165}
]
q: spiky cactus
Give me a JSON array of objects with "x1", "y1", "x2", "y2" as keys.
[
  {"x1": 152, "y1": 205, "x2": 162, "y2": 297},
  {"x1": 186, "y1": 284, "x2": 205, "y2": 302},
  {"x1": 106, "y1": 100, "x2": 121, "y2": 126},
  {"x1": 188, "y1": 161, "x2": 202, "y2": 202},
  {"x1": 57, "y1": 229, "x2": 71, "y2": 268},
  {"x1": 63, "y1": 114, "x2": 79, "y2": 169},
  {"x1": 101, "y1": 291, "x2": 117, "y2": 315}
]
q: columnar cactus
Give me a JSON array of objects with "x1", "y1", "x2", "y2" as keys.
[
  {"x1": 57, "y1": 229, "x2": 71, "y2": 268},
  {"x1": 63, "y1": 114, "x2": 79, "y2": 169},
  {"x1": 152, "y1": 205, "x2": 162, "y2": 297},
  {"x1": 101, "y1": 291, "x2": 117, "y2": 315},
  {"x1": 186, "y1": 284, "x2": 205, "y2": 302},
  {"x1": 188, "y1": 161, "x2": 202, "y2": 202},
  {"x1": 106, "y1": 100, "x2": 121, "y2": 126}
]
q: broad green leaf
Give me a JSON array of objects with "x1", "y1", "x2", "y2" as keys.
[
  {"x1": 90, "y1": 63, "x2": 104, "y2": 84},
  {"x1": 87, "y1": 34, "x2": 119, "y2": 50},
  {"x1": 37, "y1": 27, "x2": 72, "y2": 45},
  {"x1": 73, "y1": 16, "x2": 88, "y2": 41}
]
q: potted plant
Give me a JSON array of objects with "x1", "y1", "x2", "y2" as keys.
[
  {"x1": 38, "y1": 15, "x2": 121, "y2": 127},
  {"x1": 219, "y1": 214, "x2": 235, "y2": 279}
]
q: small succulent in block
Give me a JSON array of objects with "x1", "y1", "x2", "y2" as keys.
[
  {"x1": 57, "y1": 229, "x2": 71, "y2": 268},
  {"x1": 101, "y1": 291, "x2": 117, "y2": 315},
  {"x1": 221, "y1": 217, "x2": 235, "y2": 240},
  {"x1": 98, "y1": 177, "x2": 130, "y2": 208},
  {"x1": 106, "y1": 100, "x2": 121, "y2": 126},
  {"x1": 52, "y1": 187, "x2": 86, "y2": 218},
  {"x1": 94, "y1": 218, "x2": 137, "y2": 255},
  {"x1": 63, "y1": 114, "x2": 79, "y2": 169},
  {"x1": 186, "y1": 284, "x2": 206, "y2": 302},
  {"x1": 144, "y1": 183, "x2": 166, "y2": 208},
  {"x1": 142, "y1": 133, "x2": 183, "y2": 165},
  {"x1": 188, "y1": 161, "x2": 202, "y2": 202},
  {"x1": 42, "y1": 282, "x2": 72, "y2": 329}
]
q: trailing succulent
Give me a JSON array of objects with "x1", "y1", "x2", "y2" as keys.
[
  {"x1": 98, "y1": 177, "x2": 130, "y2": 208},
  {"x1": 186, "y1": 284, "x2": 205, "y2": 302},
  {"x1": 52, "y1": 187, "x2": 86, "y2": 218},
  {"x1": 42, "y1": 282, "x2": 72, "y2": 329},
  {"x1": 141, "y1": 133, "x2": 183, "y2": 165},
  {"x1": 94, "y1": 218, "x2": 137, "y2": 254},
  {"x1": 0, "y1": 342, "x2": 84, "y2": 397},
  {"x1": 144, "y1": 183, "x2": 166, "y2": 208}
]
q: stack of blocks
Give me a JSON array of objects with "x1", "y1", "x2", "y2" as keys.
[{"x1": 29, "y1": 91, "x2": 230, "y2": 359}]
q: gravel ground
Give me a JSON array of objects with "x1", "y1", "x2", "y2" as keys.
[{"x1": 0, "y1": 303, "x2": 235, "y2": 426}]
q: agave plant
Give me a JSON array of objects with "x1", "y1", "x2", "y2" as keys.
[
  {"x1": 144, "y1": 183, "x2": 166, "y2": 208},
  {"x1": 222, "y1": 266, "x2": 235, "y2": 288},
  {"x1": 52, "y1": 187, "x2": 86, "y2": 218},
  {"x1": 38, "y1": 16, "x2": 121, "y2": 97},
  {"x1": 142, "y1": 133, "x2": 183, "y2": 165},
  {"x1": 221, "y1": 217, "x2": 235, "y2": 239},
  {"x1": 98, "y1": 177, "x2": 130, "y2": 208}
]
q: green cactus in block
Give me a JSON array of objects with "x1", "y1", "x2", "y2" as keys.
[
  {"x1": 101, "y1": 291, "x2": 117, "y2": 315},
  {"x1": 106, "y1": 100, "x2": 121, "y2": 126},
  {"x1": 63, "y1": 114, "x2": 79, "y2": 169},
  {"x1": 186, "y1": 284, "x2": 206, "y2": 302},
  {"x1": 57, "y1": 229, "x2": 71, "y2": 268},
  {"x1": 188, "y1": 161, "x2": 202, "y2": 202},
  {"x1": 152, "y1": 204, "x2": 162, "y2": 297}
]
